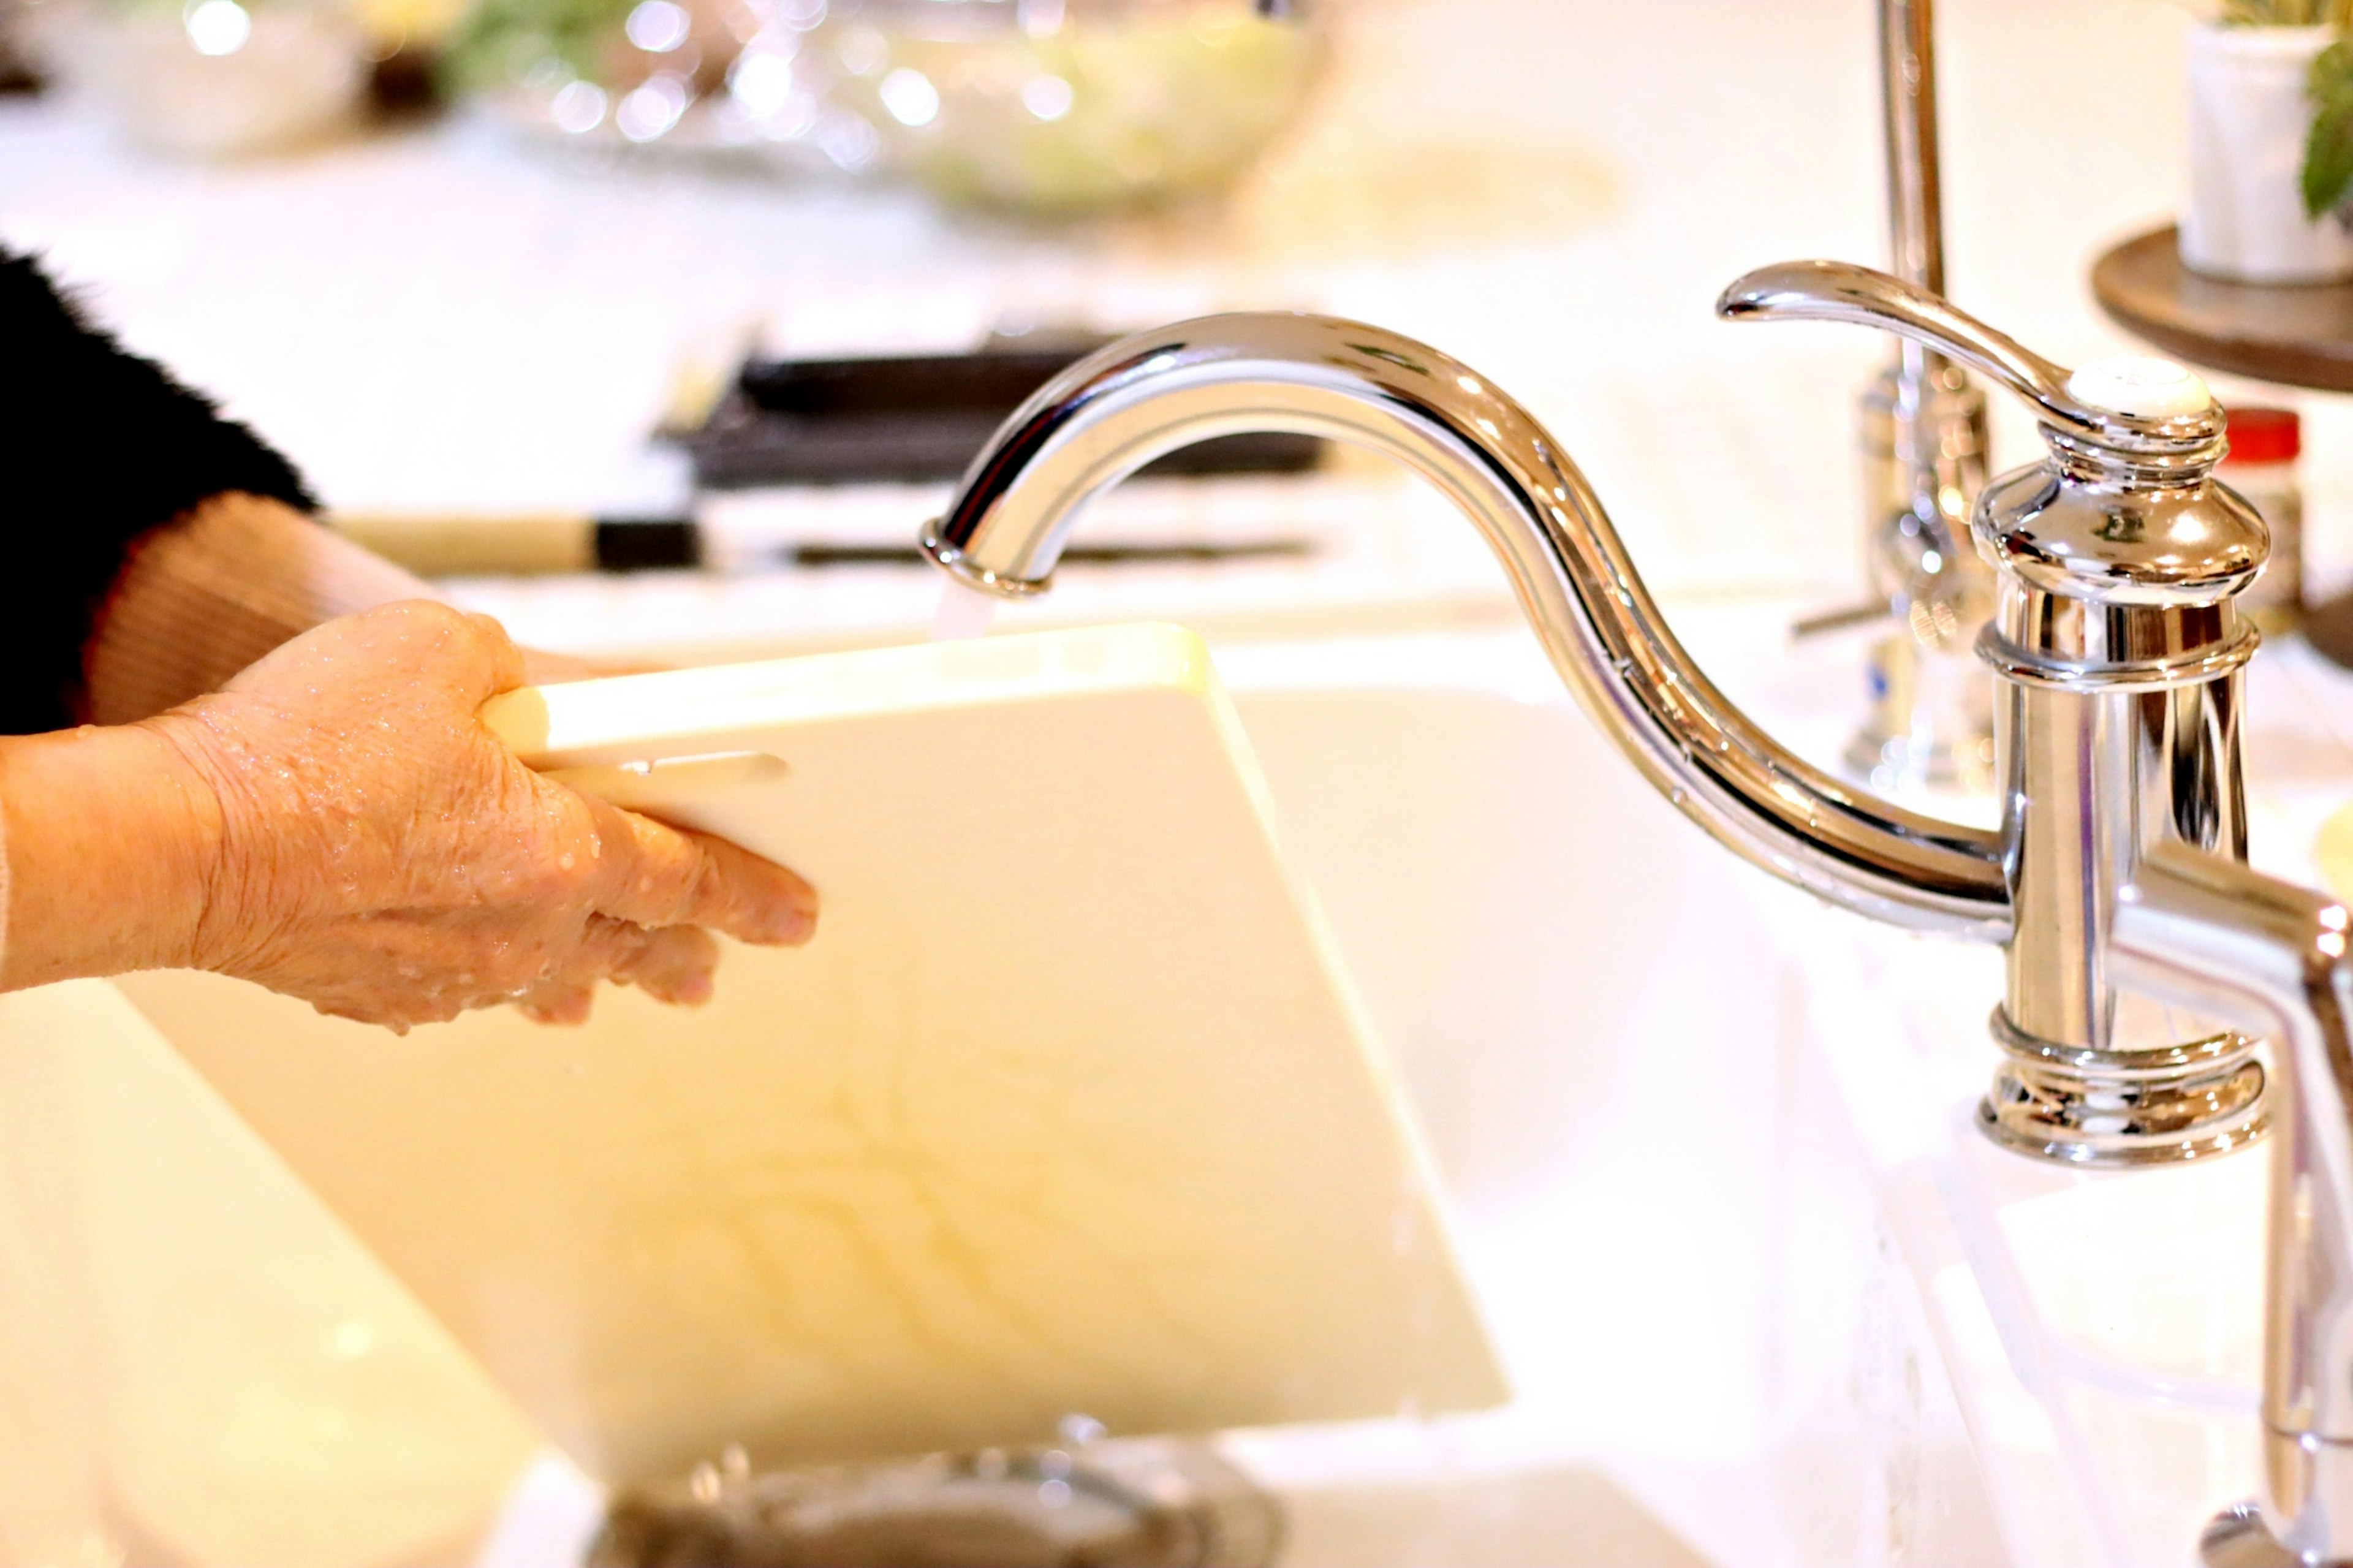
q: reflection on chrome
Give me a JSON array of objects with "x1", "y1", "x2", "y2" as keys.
[
  {"x1": 921, "y1": 260, "x2": 2353, "y2": 1565},
  {"x1": 927, "y1": 304, "x2": 2012, "y2": 940},
  {"x1": 1851, "y1": 0, "x2": 1996, "y2": 792}
]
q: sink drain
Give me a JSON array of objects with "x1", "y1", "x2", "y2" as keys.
[{"x1": 591, "y1": 1438, "x2": 1282, "y2": 1568}]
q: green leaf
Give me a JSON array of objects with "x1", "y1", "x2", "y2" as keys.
[
  {"x1": 2306, "y1": 107, "x2": 2353, "y2": 218},
  {"x1": 2306, "y1": 41, "x2": 2353, "y2": 217},
  {"x1": 2313, "y1": 37, "x2": 2353, "y2": 102}
]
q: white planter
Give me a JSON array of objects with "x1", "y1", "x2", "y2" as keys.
[{"x1": 2183, "y1": 21, "x2": 2353, "y2": 284}]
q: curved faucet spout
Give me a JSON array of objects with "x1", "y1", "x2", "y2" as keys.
[{"x1": 923, "y1": 312, "x2": 2010, "y2": 940}]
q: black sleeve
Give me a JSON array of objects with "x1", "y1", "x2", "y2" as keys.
[{"x1": 0, "y1": 247, "x2": 316, "y2": 736}]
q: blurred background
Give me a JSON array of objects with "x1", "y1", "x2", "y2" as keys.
[{"x1": 0, "y1": 0, "x2": 2293, "y2": 664}]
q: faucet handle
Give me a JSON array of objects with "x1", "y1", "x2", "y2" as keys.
[{"x1": 1716, "y1": 260, "x2": 2221, "y2": 452}]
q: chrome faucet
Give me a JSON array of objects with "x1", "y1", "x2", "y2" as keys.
[
  {"x1": 1844, "y1": 0, "x2": 1998, "y2": 792},
  {"x1": 920, "y1": 262, "x2": 2353, "y2": 1562}
]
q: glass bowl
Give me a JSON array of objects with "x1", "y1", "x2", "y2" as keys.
[
  {"x1": 454, "y1": 0, "x2": 1324, "y2": 211},
  {"x1": 837, "y1": 0, "x2": 1328, "y2": 214}
]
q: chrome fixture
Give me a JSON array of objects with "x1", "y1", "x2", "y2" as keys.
[
  {"x1": 594, "y1": 1438, "x2": 1281, "y2": 1567},
  {"x1": 926, "y1": 300, "x2": 2009, "y2": 940},
  {"x1": 925, "y1": 269, "x2": 2265, "y2": 1165},
  {"x1": 919, "y1": 267, "x2": 2353, "y2": 1561},
  {"x1": 1724, "y1": 264, "x2": 2270, "y2": 1168},
  {"x1": 1841, "y1": 0, "x2": 1996, "y2": 792}
]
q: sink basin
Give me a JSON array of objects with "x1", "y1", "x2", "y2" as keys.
[
  {"x1": 1201, "y1": 624, "x2": 2006, "y2": 1568},
  {"x1": 0, "y1": 605, "x2": 2025, "y2": 1568}
]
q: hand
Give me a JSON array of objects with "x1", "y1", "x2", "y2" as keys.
[{"x1": 140, "y1": 600, "x2": 814, "y2": 1029}]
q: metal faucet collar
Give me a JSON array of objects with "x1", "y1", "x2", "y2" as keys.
[{"x1": 1975, "y1": 447, "x2": 2266, "y2": 611}]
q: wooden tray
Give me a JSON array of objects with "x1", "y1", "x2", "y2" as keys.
[{"x1": 2091, "y1": 225, "x2": 2353, "y2": 392}]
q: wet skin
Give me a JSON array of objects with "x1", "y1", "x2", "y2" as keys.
[{"x1": 0, "y1": 601, "x2": 816, "y2": 1029}]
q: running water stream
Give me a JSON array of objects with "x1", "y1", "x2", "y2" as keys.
[{"x1": 929, "y1": 578, "x2": 998, "y2": 642}]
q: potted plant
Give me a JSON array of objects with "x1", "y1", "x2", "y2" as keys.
[{"x1": 2183, "y1": 0, "x2": 2353, "y2": 283}]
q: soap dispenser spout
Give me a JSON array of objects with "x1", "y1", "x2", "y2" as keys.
[{"x1": 922, "y1": 310, "x2": 2011, "y2": 939}]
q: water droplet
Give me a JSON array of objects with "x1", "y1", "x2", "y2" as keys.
[
  {"x1": 689, "y1": 1461, "x2": 721, "y2": 1502},
  {"x1": 1058, "y1": 1412, "x2": 1107, "y2": 1447},
  {"x1": 1038, "y1": 1478, "x2": 1072, "y2": 1508}
]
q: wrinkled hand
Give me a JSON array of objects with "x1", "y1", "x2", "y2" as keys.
[{"x1": 148, "y1": 600, "x2": 816, "y2": 1030}]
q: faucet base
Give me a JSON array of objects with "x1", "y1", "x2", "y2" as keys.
[
  {"x1": 1977, "y1": 1009, "x2": 2268, "y2": 1166},
  {"x1": 1844, "y1": 630, "x2": 1996, "y2": 795}
]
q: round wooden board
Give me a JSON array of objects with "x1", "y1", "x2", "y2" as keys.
[{"x1": 2091, "y1": 226, "x2": 2353, "y2": 392}]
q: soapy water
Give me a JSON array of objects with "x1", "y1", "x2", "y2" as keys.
[{"x1": 930, "y1": 579, "x2": 998, "y2": 642}]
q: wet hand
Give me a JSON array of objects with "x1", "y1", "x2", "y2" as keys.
[{"x1": 145, "y1": 601, "x2": 816, "y2": 1029}]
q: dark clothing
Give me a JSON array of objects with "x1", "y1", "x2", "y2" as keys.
[{"x1": 1, "y1": 249, "x2": 313, "y2": 734}]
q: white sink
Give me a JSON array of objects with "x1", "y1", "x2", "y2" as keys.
[
  {"x1": 1202, "y1": 624, "x2": 2006, "y2": 1568},
  {"x1": 16, "y1": 602, "x2": 2243, "y2": 1568},
  {"x1": 1746, "y1": 634, "x2": 2353, "y2": 1568},
  {"x1": 1796, "y1": 919, "x2": 2270, "y2": 1568}
]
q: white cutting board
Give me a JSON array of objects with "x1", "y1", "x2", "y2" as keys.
[{"x1": 116, "y1": 623, "x2": 1505, "y2": 1486}]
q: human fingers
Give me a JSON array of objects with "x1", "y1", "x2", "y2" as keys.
[
  {"x1": 577, "y1": 795, "x2": 817, "y2": 947},
  {"x1": 513, "y1": 979, "x2": 595, "y2": 1026},
  {"x1": 450, "y1": 606, "x2": 529, "y2": 698},
  {"x1": 336, "y1": 600, "x2": 526, "y2": 704},
  {"x1": 614, "y1": 922, "x2": 719, "y2": 1004},
  {"x1": 511, "y1": 918, "x2": 718, "y2": 1025},
  {"x1": 565, "y1": 915, "x2": 720, "y2": 1005},
  {"x1": 219, "y1": 600, "x2": 528, "y2": 706}
]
